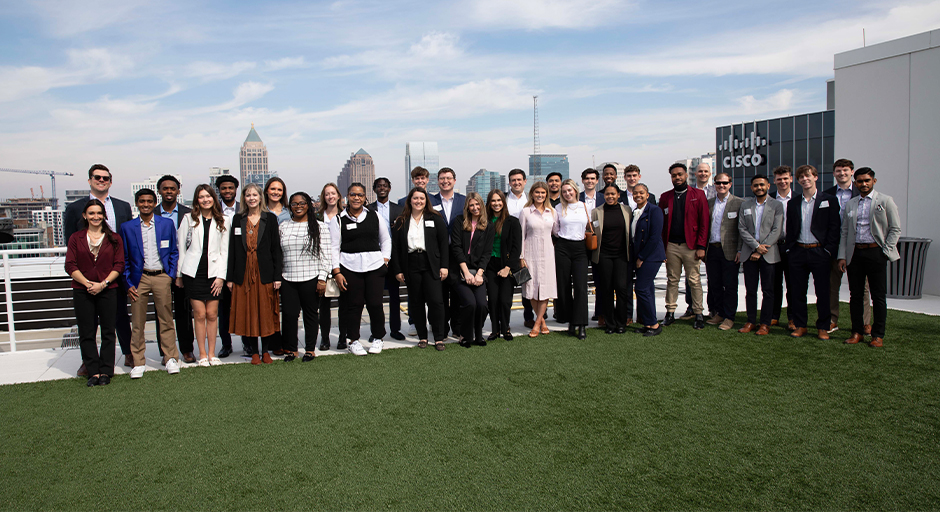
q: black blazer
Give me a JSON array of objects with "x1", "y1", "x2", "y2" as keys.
[
  {"x1": 64, "y1": 195, "x2": 133, "y2": 243},
  {"x1": 784, "y1": 191, "x2": 841, "y2": 256},
  {"x1": 366, "y1": 200, "x2": 404, "y2": 231},
  {"x1": 823, "y1": 184, "x2": 860, "y2": 200},
  {"x1": 492, "y1": 215, "x2": 522, "y2": 273},
  {"x1": 226, "y1": 211, "x2": 283, "y2": 285},
  {"x1": 157, "y1": 202, "x2": 192, "y2": 228},
  {"x1": 449, "y1": 214, "x2": 495, "y2": 282},
  {"x1": 390, "y1": 211, "x2": 449, "y2": 276}
]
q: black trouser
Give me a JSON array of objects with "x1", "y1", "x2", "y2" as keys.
[
  {"x1": 705, "y1": 244, "x2": 740, "y2": 321},
  {"x1": 596, "y1": 254, "x2": 631, "y2": 330},
  {"x1": 385, "y1": 273, "x2": 402, "y2": 334},
  {"x1": 114, "y1": 280, "x2": 131, "y2": 355},
  {"x1": 280, "y1": 278, "x2": 321, "y2": 352},
  {"x1": 522, "y1": 298, "x2": 534, "y2": 322},
  {"x1": 743, "y1": 257, "x2": 775, "y2": 325},
  {"x1": 788, "y1": 246, "x2": 831, "y2": 330},
  {"x1": 406, "y1": 251, "x2": 446, "y2": 341},
  {"x1": 554, "y1": 238, "x2": 589, "y2": 326},
  {"x1": 242, "y1": 335, "x2": 279, "y2": 355},
  {"x1": 340, "y1": 265, "x2": 387, "y2": 341},
  {"x1": 847, "y1": 247, "x2": 888, "y2": 338},
  {"x1": 74, "y1": 288, "x2": 117, "y2": 377},
  {"x1": 318, "y1": 295, "x2": 341, "y2": 347},
  {"x1": 155, "y1": 281, "x2": 193, "y2": 355},
  {"x1": 454, "y1": 279, "x2": 488, "y2": 342},
  {"x1": 591, "y1": 260, "x2": 602, "y2": 317},
  {"x1": 442, "y1": 278, "x2": 460, "y2": 336},
  {"x1": 217, "y1": 283, "x2": 237, "y2": 351},
  {"x1": 485, "y1": 257, "x2": 514, "y2": 335},
  {"x1": 772, "y1": 242, "x2": 790, "y2": 322}
]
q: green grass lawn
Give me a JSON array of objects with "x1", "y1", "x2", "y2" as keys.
[{"x1": 1, "y1": 306, "x2": 939, "y2": 511}]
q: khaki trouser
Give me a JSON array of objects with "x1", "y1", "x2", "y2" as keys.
[
  {"x1": 665, "y1": 242, "x2": 703, "y2": 314},
  {"x1": 830, "y1": 258, "x2": 870, "y2": 326},
  {"x1": 130, "y1": 273, "x2": 178, "y2": 366}
]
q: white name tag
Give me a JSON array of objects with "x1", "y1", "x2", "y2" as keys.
[
  {"x1": 433, "y1": 205, "x2": 443, "y2": 211},
  {"x1": 848, "y1": 210, "x2": 856, "y2": 217},
  {"x1": 664, "y1": 207, "x2": 669, "y2": 215},
  {"x1": 425, "y1": 220, "x2": 435, "y2": 227},
  {"x1": 819, "y1": 200, "x2": 829, "y2": 208},
  {"x1": 743, "y1": 208, "x2": 752, "y2": 215},
  {"x1": 234, "y1": 227, "x2": 242, "y2": 236},
  {"x1": 728, "y1": 212, "x2": 737, "y2": 219},
  {"x1": 346, "y1": 223, "x2": 357, "y2": 230},
  {"x1": 160, "y1": 240, "x2": 169, "y2": 248},
  {"x1": 592, "y1": 220, "x2": 600, "y2": 227}
]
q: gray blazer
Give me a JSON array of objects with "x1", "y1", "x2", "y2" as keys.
[
  {"x1": 706, "y1": 194, "x2": 744, "y2": 262},
  {"x1": 738, "y1": 197, "x2": 784, "y2": 264},
  {"x1": 837, "y1": 190, "x2": 902, "y2": 265}
]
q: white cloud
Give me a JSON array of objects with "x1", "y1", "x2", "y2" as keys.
[
  {"x1": 265, "y1": 56, "x2": 307, "y2": 71},
  {"x1": 738, "y1": 89, "x2": 795, "y2": 115},
  {"x1": 408, "y1": 32, "x2": 461, "y2": 59},
  {"x1": 185, "y1": 61, "x2": 257, "y2": 81},
  {"x1": 0, "y1": 48, "x2": 134, "y2": 103},
  {"x1": 468, "y1": 0, "x2": 628, "y2": 29},
  {"x1": 28, "y1": 0, "x2": 156, "y2": 37}
]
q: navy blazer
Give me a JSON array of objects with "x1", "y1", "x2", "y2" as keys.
[
  {"x1": 120, "y1": 216, "x2": 179, "y2": 289},
  {"x1": 631, "y1": 204, "x2": 667, "y2": 263},
  {"x1": 823, "y1": 184, "x2": 860, "y2": 200},
  {"x1": 367, "y1": 200, "x2": 404, "y2": 235},
  {"x1": 784, "y1": 191, "x2": 841, "y2": 257},
  {"x1": 64, "y1": 196, "x2": 133, "y2": 243},
  {"x1": 619, "y1": 190, "x2": 657, "y2": 206},
  {"x1": 432, "y1": 192, "x2": 466, "y2": 237},
  {"x1": 390, "y1": 211, "x2": 449, "y2": 277}
]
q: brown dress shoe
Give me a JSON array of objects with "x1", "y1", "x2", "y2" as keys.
[
  {"x1": 864, "y1": 325, "x2": 872, "y2": 335},
  {"x1": 769, "y1": 319, "x2": 779, "y2": 326},
  {"x1": 755, "y1": 324, "x2": 771, "y2": 335},
  {"x1": 250, "y1": 354, "x2": 262, "y2": 365},
  {"x1": 262, "y1": 353, "x2": 274, "y2": 364},
  {"x1": 706, "y1": 315, "x2": 724, "y2": 326},
  {"x1": 817, "y1": 329, "x2": 830, "y2": 340},
  {"x1": 787, "y1": 320, "x2": 796, "y2": 331},
  {"x1": 790, "y1": 327, "x2": 808, "y2": 338},
  {"x1": 828, "y1": 322, "x2": 839, "y2": 333},
  {"x1": 719, "y1": 319, "x2": 735, "y2": 330},
  {"x1": 77, "y1": 363, "x2": 88, "y2": 377},
  {"x1": 844, "y1": 333, "x2": 863, "y2": 344},
  {"x1": 869, "y1": 337, "x2": 884, "y2": 348},
  {"x1": 597, "y1": 316, "x2": 606, "y2": 328},
  {"x1": 124, "y1": 354, "x2": 133, "y2": 367},
  {"x1": 738, "y1": 322, "x2": 756, "y2": 333},
  {"x1": 182, "y1": 352, "x2": 197, "y2": 363}
]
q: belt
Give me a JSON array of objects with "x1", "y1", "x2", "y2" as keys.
[
  {"x1": 855, "y1": 243, "x2": 879, "y2": 249},
  {"x1": 408, "y1": 249, "x2": 426, "y2": 254},
  {"x1": 797, "y1": 243, "x2": 821, "y2": 248},
  {"x1": 143, "y1": 269, "x2": 165, "y2": 276},
  {"x1": 709, "y1": 242, "x2": 722, "y2": 247}
]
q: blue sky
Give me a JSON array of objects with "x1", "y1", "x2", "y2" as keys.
[{"x1": 1, "y1": 0, "x2": 938, "y2": 201}]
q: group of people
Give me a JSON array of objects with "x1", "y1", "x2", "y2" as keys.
[{"x1": 65, "y1": 157, "x2": 901, "y2": 387}]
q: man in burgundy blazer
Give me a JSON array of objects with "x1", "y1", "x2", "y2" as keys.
[{"x1": 659, "y1": 163, "x2": 709, "y2": 329}]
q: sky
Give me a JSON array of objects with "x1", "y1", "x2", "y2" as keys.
[{"x1": 1, "y1": 0, "x2": 939, "y2": 202}]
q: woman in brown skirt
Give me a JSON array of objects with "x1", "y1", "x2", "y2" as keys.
[{"x1": 226, "y1": 183, "x2": 283, "y2": 365}]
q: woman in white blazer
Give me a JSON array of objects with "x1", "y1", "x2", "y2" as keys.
[{"x1": 176, "y1": 184, "x2": 231, "y2": 366}]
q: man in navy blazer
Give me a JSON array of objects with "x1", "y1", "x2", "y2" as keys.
[
  {"x1": 784, "y1": 165, "x2": 841, "y2": 339},
  {"x1": 120, "y1": 189, "x2": 181, "y2": 377},
  {"x1": 824, "y1": 158, "x2": 870, "y2": 333},
  {"x1": 432, "y1": 167, "x2": 466, "y2": 336},
  {"x1": 65, "y1": 164, "x2": 134, "y2": 375}
]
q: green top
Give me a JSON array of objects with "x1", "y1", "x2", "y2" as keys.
[{"x1": 491, "y1": 217, "x2": 501, "y2": 257}]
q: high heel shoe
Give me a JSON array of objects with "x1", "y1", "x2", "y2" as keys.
[
  {"x1": 540, "y1": 318, "x2": 550, "y2": 335},
  {"x1": 528, "y1": 323, "x2": 540, "y2": 337}
]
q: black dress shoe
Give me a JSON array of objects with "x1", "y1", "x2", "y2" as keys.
[
  {"x1": 98, "y1": 374, "x2": 111, "y2": 386},
  {"x1": 474, "y1": 339, "x2": 487, "y2": 347},
  {"x1": 605, "y1": 328, "x2": 617, "y2": 335},
  {"x1": 218, "y1": 347, "x2": 233, "y2": 358},
  {"x1": 319, "y1": 340, "x2": 330, "y2": 351},
  {"x1": 661, "y1": 312, "x2": 676, "y2": 326},
  {"x1": 86, "y1": 376, "x2": 99, "y2": 387},
  {"x1": 487, "y1": 332, "x2": 500, "y2": 341},
  {"x1": 576, "y1": 326, "x2": 587, "y2": 340},
  {"x1": 458, "y1": 338, "x2": 472, "y2": 348},
  {"x1": 283, "y1": 354, "x2": 296, "y2": 362},
  {"x1": 615, "y1": 327, "x2": 626, "y2": 334},
  {"x1": 503, "y1": 332, "x2": 513, "y2": 341},
  {"x1": 693, "y1": 314, "x2": 705, "y2": 330},
  {"x1": 567, "y1": 326, "x2": 576, "y2": 337},
  {"x1": 390, "y1": 331, "x2": 406, "y2": 341},
  {"x1": 302, "y1": 353, "x2": 316, "y2": 362},
  {"x1": 336, "y1": 340, "x2": 347, "y2": 350},
  {"x1": 633, "y1": 327, "x2": 649, "y2": 334},
  {"x1": 643, "y1": 325, "x2": 663, "y2": 337}
]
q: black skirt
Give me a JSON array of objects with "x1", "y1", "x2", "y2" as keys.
[{"x1": 185, "y1": 218, "x2": 218, "y2": 302}]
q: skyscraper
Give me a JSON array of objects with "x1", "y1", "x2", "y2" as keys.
[
  {"x1": 465, "y1": 169, "x2": 505, "y2": 197},
  {"x1": 405, "y1": 142, "x2": 440, "y2": 194},
  {"x1": 337, "y1": 149, "x2": 377, "y2": 204},
  {"x1": 130, "y1": 174, "x2": 183, "y2": 216},
  {"x1": 240, "y1": 124, "x2": 274, "y2": 188},
  {"x1": 528, "y1": 154, "x2": 569, "y2": 185}
]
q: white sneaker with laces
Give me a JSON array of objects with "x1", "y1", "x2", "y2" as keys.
[
  {"x1": 166, "y1": 358, "x2": 180, "y2": 374},
  {"x1": 408, "y1": 325, "x2": 417, "y2": 336},
  {"x1": 209, "y1": 357, "x2": 222, "y2": 366},
  {"x1": 368, "y1": 339, "x2": 384, "y2": 354},
  {"x1": 130, "y1": 366, "x2": 145, "y2": 379},
  {"x1": 347, "y1": 340, "x2": 368, "y2": 356}
]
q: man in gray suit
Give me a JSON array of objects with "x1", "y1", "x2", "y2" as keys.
[
  {"x1": 737, "y1": 175, "x2": 784, "y2": 335},
  {"x1": 704, "y1": 173, "x2": 743, "y2": 330},
  {"x1": 837, "y1": 167, "x2": 901, "y2": 347}
]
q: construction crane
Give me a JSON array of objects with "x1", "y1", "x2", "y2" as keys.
[{"x1": 0, "y1": 168, "x2": 75, "y2": 209}]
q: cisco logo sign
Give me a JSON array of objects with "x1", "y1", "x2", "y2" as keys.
[{"x1": 721, "y1": 131, "x2": 768, "y2": 168}]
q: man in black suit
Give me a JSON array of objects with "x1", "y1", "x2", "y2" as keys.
[
  {"x1": 64, "y1": 164, "x2": 134, "y2": 375},
  {"x1": 215, "y1": 175, "x2": 239, "y2": 357},
  {"x1": 784, "y1": 165, "x2": 841, "y2": 340},
  {"x1": 155, "y1": 175, "x2": 196, "y2": 363},
  {"x1": 368, "y1": 177, "x2": 406, "y2": 340},
  {"x1": 621, "y1": 164, "x2": 657, "y2": 207},
  {"x1": 824, "y1": 158, "x2": 870, "y2": 334}
]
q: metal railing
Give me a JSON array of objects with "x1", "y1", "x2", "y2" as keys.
[{"x1": 1, "y1": 247, "x2": 72, "y2": 352}]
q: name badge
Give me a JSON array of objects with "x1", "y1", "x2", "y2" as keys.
[
  {"x1": 848, "y1": 210, "x2": 856, "y2": 217},
  {"x1": 346, "y1": 223, "x2": 357, "y2": 230},
  {"x1": 819, "y1": 200, "x2": 829, "y2": 208},
  {"x1": 728, "y1": 212, "x2": 737, "y2": 219},
  {"x1": 743, "y1": 208, "x2": 752, "y2": 215},
  {"x1": 433, "y1": 205, "x2": 443, "y2": 211},
  {"x1": 425, "y1": 220, "x2": 435, "y2": 227},
  {"x1": 160, "y1": 240, "x2": 170, "y2": 248},
  {"x1": 592, "y1": 220, "x2": 600, "y2": 228},
  {"x1": 664, "y1": 207, "x2": 669, "y2": 215},
  {"x1": 234, "y1": 227, "x2": 242, "y2": 236}
]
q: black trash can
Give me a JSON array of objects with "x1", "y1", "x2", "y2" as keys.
[{"x1": 887, "y1": 237, "x2": 932, "y2": 299}]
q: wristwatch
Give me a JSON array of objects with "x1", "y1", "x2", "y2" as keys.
[{"x1": 104, "y1": 279, "x2": 111, "y2": 286}]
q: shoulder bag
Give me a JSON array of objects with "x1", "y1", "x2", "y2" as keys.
[{"x1": 584, "y1": 204, "x2": 598, "y2": 251}]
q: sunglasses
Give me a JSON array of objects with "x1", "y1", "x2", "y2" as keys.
[
  {"x1": 714, "y1": 181, "x2": 731, "y2": 185},
  {"x1": 92, "y1": 175, "x2": 111, "y2": 182}
]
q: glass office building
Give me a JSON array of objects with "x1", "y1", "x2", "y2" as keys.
[
  {"x1": 405, "y1": 142, "x2": 440, "y2": 194},
  {"x1": 528, "y1": 154, "x2": 569, "y2": 184},
  {"x1": 716, "y1": 110, "x2": 835, "y2": 198}
]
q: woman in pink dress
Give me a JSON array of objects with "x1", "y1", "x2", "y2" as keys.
[{"x1": 519, "y1": 182, "x2": 558, "y2": 337}]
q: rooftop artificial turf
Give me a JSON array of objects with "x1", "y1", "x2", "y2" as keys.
[{"x1": 1, "y1": 306, "x2": 938, "y2": 511}]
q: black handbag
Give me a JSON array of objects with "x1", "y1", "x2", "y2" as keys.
[{"x1": 512, "y1": 266, "x2": 532, "y2": 286}]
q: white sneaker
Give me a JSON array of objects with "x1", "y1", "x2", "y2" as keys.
[
  {"x1": 209, "y1": 357, "x2": 222, "y2": 366},
  {"x1": 347, "y1": 340, "x2": 368, "y2": 356},
  {"x1": 166, "y1": 358, "x2": 180, "y2": 374},
  {"x1": 408, "y1": 325, "x2": 417, "y2": 336},
  {"x1": 368, "y1": 338, "x2": 384, "y2": 354},
  {"x1": 130, "y1": 366, "x2": 145, "y2": 379}
]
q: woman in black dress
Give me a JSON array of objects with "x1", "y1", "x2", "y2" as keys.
[{"x1": 484, "y1": 189, "x2": 521, "y2": 341}]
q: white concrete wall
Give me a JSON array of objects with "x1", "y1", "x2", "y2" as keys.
[{"x1": 834, "y1": 32, "x2": 940, "y2": 296}]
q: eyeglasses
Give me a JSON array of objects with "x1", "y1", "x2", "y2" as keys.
[
  {"x1": 348, "y1": 193, "x2": 365, "y2": 198},
  {"x1": 715, "y1": 181, "x2": 731, "y2": 185},
  {"x1": 92, "y1": 175, "x2": 111, "y2": 182},
  {"x1": 290, "y1": 202, "x2": 308, "y2": 207}
]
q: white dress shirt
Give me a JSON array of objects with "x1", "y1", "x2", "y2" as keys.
[
  {"x1": 440, "y1": 195, "x2": 455, "y2": 222},
  {"x1": 582, "y1": 190, "x2": 598, "y2": 212},
  {"x1": 776, "y1": 189, "x2": 792, "y2": 238},
  {"x1": 221, "y1": 201, "x2": 237, "y2": 218},
  {"x1": 330, "y1": 209, "x2": 392, "y2": 273},
  {"x1": 709, "y1": 195, "x2": 727, "y2": 244},
  {"x1": 407, "y1": 215, "x2": 427, "y2": 252},
  {"x1": 624, "y1": 189, "x2": 637, "y2": 209},
  {"x1": 631, "y1": 204, "x2": 646, "y2": 241},
  {"x1": 507, "y1": 191, "x2": 527, "y2": 218},
  {"x1": 140, "y1": 217, "x2": 162, "y2": 271},
  {"x1": 798, "y1": 192, "x2": 819, "y2": 244},
  {"x1": 553, "y1": 202, "x2": 589, "y2": 241}
]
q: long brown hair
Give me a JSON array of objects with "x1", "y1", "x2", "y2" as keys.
[
  {"x1": 461, "y1": 192, "x2": 487, "y2": 232},
  {"x1": 264, "y1": 176, "x2": 288, "y2": 210},
  {"x1": 82, "y1": 199, "x2": 119, "y2": 246},
  {"x1": 398, "y1": 187, "x2": 440, "y2": 229},
  {"x1": 190, "y1": 184, "x2": 226, "y2": 232},
  {"x1": 486, "y1": 189, "x2": 508, "y2": 235},
  {"x1": 318, "y1": 182, "x2": 344, "y2": 214}
]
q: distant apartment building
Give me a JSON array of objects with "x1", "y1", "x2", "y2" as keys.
[
  {"x1": 0, "y1": 197, "x2": 57, "y2": 228},
  {"x1": 208, "y1": 167, "x2": 233, "y2": 191},
  {"x1": 240, "y1": 124, "x2": 274, "y2": 188},
  {"x1": 64, "y1": 189, "x2": 89, "y2": 209},
  {"x1": 466, "y1": 169, "x2": 505, "y2": 197},
  {"x1": 129, "y1": 175, "x2": 182, "y2": 217},
  {"x1": 337, "y1": 149, "x2": 377, "y2": 204},
  {"x1": 0, "y1": 227, "x2": 45, "y2": 258},
  {"x1": 31, "y1": 207, "x2": 65, "y2": 247},
  {"x1": 405, "y1": 142, "x2": 440, "y2": 194},
  {"x1": 595, "y1": 162, "x2": 629, "y2": 191},
  {"x1": 528, "y1": 154, "x2": 569, "y2": 185},
  {"x1": 677, "y1": 153, "x2": 718, "y2": 188}
]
